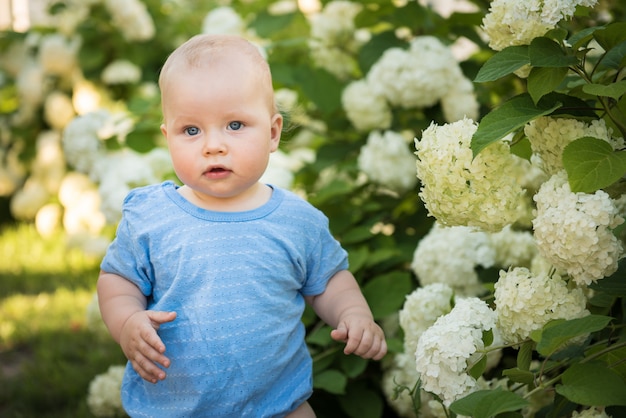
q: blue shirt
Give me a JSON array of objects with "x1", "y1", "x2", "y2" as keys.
[{"x1": 101, "y1": 181, "x2": 348, "y2": 417}]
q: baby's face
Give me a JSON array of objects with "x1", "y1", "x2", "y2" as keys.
[{"x1": 160, "y1": 55, "x2": 282, "y2": 208}]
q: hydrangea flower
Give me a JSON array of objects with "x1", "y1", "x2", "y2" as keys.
[
  {"x1": 101, "y1": 60, "x2": 142, "y2": 85},
  {"x1": 202, "y1": 6, "x2": 246, "y2": 35},
  {"x1": 440, "y1": 75, "x2": 479, "y2": 122},
  {"x1": 411, "y1": 223, "x2": 495, "y2": 296},
  {"x1": 533, "y1": 171, "x2": 624, "y2": 285},
  {"x1": 415, "y1": 118, "x2": 526, "y2": 232},
  {"x1": 357, "y1": 130, "x2": 417, "y2": 193},
  {"x1": 367, "y1": 36, "x2": 461, "y2": 109},
  {"x1": 341, "y1": 79, "x2": 392, "y2": 132},
  {"x1": 103, "y1": 0, "x2": 155, "y2": 42},
  {"x1": 308, "y1": 1, "x2": 364, "y2": 79},
  {"x1": 399, "y1": 283, "x2": 454, "y2": 355},
  {"x1": 489, "y1": 226, "x2": 537, "y2": 269},
  {"x1": 571, "y1": 407, "x2": 612, "y2": 418},
  {"x1": 415, "y1": 298, "x2": 497, "y2": 406},
  {"x1": 494, "y1": 267, "x2": 589, "y2": 344},
  {"x1": 87, "y1": 365, "x2": 126, "y2": 417},
  {"x1": 482, "y1": 0, "x2": 598, "y2": 51},
  {"x1": 525, "y1": 117, "x2": 618, "y2": 175}
]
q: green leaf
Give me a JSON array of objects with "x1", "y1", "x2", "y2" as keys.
[
  {"x1": 528, "y1": 66, "x2": 568, "y2": 103},
  {"x1": 593, "y1": 22, "x2": 626, "y2": 51},
  {"x1": 536, "y1": 315, "x2": 613, "y2": 357},
  {"x1": 562, "y1": 136, "x2": 626, "y2": 193},
  {"x1": 503, "y1": 368, "x2": 536, "y2": 385},
  {"x1": 529, "y1": 37, "x2": 577, "y2": 67},
  {"x1": 556, "y1": 361, "x2": 626, "y2": 406},
  {"x1": 338, "y1": 384, "x2": 384, "y2": 418},
  {"x1": 472, "y1": 93, "x2": 561, "y2": 157},
  {"x1": 474, "y1": 45, "x2": 529, "y2": 83},
  {"x1": 468, "y1": 355, "x2": 487, "y2": 380},
  {"x1": 293, "y1": 66, "x2": 343, "y2": 114},
  {"x1": 450, "y1": 388, "x2": 529, "y2": 418},
  {"x1": 600, "y1": 40, "x2": 626, "y2": 70},
  {"x1": 306, "y1": 325, "x2": 333, "y2": 346},
  {"x1": 314, "y1": 369, "x2": 347, "y2": 394},
  {"x1": 362, "y1": 271, "x2": 413, "y2": 319},
  {"x1": 589, "y1": 260, "x2": 626, "y2": 296},
  {"x1": 582, "y1": 81, "x2": 626, "y2": 100},
  {"x1": 517, "y1": 341, "x2": 534, "y2": 371},
  {"x1": 248, "y1": 10, "x2": 295, "y2": 38},
  {"x1": 339, "y1": 354, "x2": 368, "y2": 378}
]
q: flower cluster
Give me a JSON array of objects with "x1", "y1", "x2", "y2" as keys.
[
  {"x1": 103, "y1": 0, "x2": 155, "y2": 42},
  {"x1": 399, "y1": 283, "x2": 455, "y2": 355},
  {"x1": 341, "y1": 80, "x2": 392, "y2": 132},
  {"x1": 525, "y1": 116, "x2": 618, "y2": 175},
  {"x1": 367, "y1": 36, "x2": 473, "y2": 111},
  {"x1": 533, "y1": 171, "x2": 624, "y2": 285},
  {"x1": 494, "y1": 267, "x2": 589, "y2": 343},
  {"x1": 86, "y1": 365, "x2": 126, "y2": 417},
  {"x1": 357, "y1": 130, "x2": 417, "y2": 193},
  {"x1": 411, "y1": 223, "x2": 495, "y2": 296},
  {"x1": 482, "y1": 0, "x2": 599, "y2": 50},
  {"x1": 414, "y1": 298, "x2": 497, "y2": 406},
  {"x1": 415, "y1": 118, "x2": 526, "y2": 232},
  {"x1": 308, "y1": 1, "x2": 365, "y2": 80}
]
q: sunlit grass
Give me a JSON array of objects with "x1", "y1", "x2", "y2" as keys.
[{"x1": 0, "y1": 223, "x2": 125, "y2": 417}]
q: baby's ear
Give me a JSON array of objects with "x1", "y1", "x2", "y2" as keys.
[
  {"x1": 269, "y1": 113, "x2": 283, "y2": 151},
  {"x1": 160, "y1": 123, "x2": 168, "y2": 137}
]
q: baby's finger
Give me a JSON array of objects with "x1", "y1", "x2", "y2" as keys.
[
  {"x1": 130, "y1": 352, "x2": 167, "y2": 383},
  {"x1": 343, "y1": 328, "x2": 365, "y2": 355}
]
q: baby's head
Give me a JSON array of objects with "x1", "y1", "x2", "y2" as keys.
[{"x1": 158, "y1": 34, "x2": 276, "y2": 117}]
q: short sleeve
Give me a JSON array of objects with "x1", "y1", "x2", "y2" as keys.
[
  {"x1": 100, "y1": 200, "x2": 154, "y2": 297},
  {"x1": 301, "y1": 212, "x2": 349, "y2": 296}
]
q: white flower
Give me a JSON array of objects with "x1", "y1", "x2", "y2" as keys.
[
  {"x1": 525, "y1": 117, "x2": 617, "y2": 176},
  {"x1": 415, "y1": 298, "x2": 497, "y2": 406},
  {"x1": 440, "y1": 75, "x2": 479, "y2": 122},
  {"x1": 533, "y1": 171, "x2": 624, "y2": 285},
  {"x1": 494, "y1": 267, "x2": 589, "y2": 344},
  {"x1": 101, "y1": 60, "x2": 142, "y2": 85},
  {"x1": 357, "y1": 130, "x2": 417, "y2": 193},
  {"x1": 87, "y1": 365, "x2": 126, "y2": 417},
  {"x1": 341, "y1": 79, "x2": 392, "y2": 132},
  {"x1": 62, "y1": 111, "x2": 110, "y2": 174},
  {"x1": 489, "y1": 225, "x2": 537, "y2": 269},
  {"x1": 367, "y1": 36, "x2": 461, "y2": 109},
  {"x1": 307, "y1": 1, "x2": 365, "y2": 79},
  {"x1": 103, "y1": 0, "x2": 155, "y2": 41},
  {"x1": 399, "y1": 283, "x2": 454, "y2": 355},
  {"x1": 411, "y1": 223, "x2": 495, "y2": 296},
  {"x1": 482, "y1": 0, "x2": 598, "y2": 51},
  {"x1": 571, "y1": 407, "x2": 612, "y2": 418},
  {"x1": 415, "y1": 118, "x2": 526, "y2": 232},
  {"x1": 38, "y1": 33, "x2": 80, "y2": 77},
  {"x1": 202, "y1": 7, "x2": 246, "y2": 35}
]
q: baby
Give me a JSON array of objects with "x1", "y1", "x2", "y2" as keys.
[{"x1": 97, "y1": 33, "x2": 386, "y2": 417}]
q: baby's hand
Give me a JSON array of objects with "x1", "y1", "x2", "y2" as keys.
[
  {"x1": 120, "y1": 310, "x2": 177, "y2": 383},
  {"x1": 330, "y1": 315, "x2": 387, "y2": 360}
]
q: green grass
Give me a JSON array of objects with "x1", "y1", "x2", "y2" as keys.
[{"x1": 0, "y1": 223, "x2": 126, "y2": 417}]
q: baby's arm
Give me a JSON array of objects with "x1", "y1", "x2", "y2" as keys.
[
  {"x1": 306, "y1": 270, "x2": 387, "y2": 360},
  {"x1": 97, "y1": 270, "x2": 177, "y2": 383}
]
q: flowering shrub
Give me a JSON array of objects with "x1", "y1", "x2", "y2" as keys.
[{"x1": 1, "y1": 0, "x2": 626, "y2": 417}]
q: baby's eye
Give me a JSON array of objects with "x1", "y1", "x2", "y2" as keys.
[
  {"x1": 184, "y1": 126, "x2": 200, "y2": 136},
  {"x1": 228, "y1": 121, "x2": 243, "y2": 131}
]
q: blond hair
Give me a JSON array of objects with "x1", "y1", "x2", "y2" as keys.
[{"x1": 158, "y1": 34, "x2": 276, "y2": 111}]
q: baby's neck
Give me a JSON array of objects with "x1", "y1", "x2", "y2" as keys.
[{"x1": 178, "y1": 183, "x2": 272, "y2": 212}]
